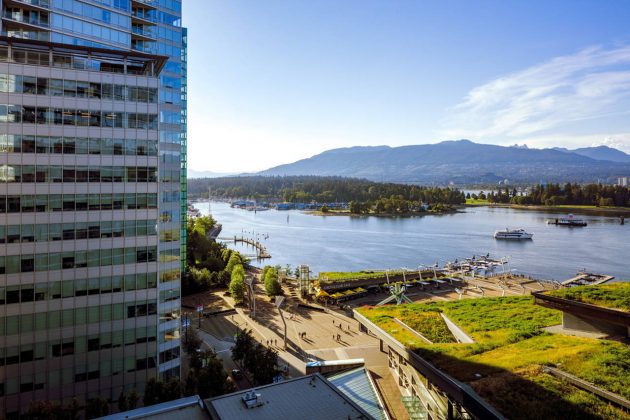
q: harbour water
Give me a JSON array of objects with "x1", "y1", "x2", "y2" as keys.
[{"x1": 194, "y1": 201, "x2": 629, "y2": 281}]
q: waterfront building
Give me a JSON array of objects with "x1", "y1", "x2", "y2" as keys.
[{"x1": 0, "y1": 0, "x2": 186, "y2": 415}]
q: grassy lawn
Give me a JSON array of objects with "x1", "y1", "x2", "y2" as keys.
[
  {"x1": 319, "y1": 270, "x2": 386, "y2": 280},
  {"x1": 319, "y1": 269, "x2": 444, "y2": 282},
  {"x1": 546, "y1": 283, "x2": 630, "y2": 312},
  {"x1": 318, "y1": 270, "x2": 412, "y2": 281},
  {"x1": 358, "y1": 296, "x2": 630, "y2": 418},
  {"x1": 465, "y1": 198, "x2": 491, "y2": 205}
]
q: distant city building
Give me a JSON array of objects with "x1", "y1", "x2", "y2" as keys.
[
  {"x1": 618, "y1": 177, "x2": 629, "y2": 187},
  {"x1": 0, "y1": 0, "x2": 186, "y2": 416}
]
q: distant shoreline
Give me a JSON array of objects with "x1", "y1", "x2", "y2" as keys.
[
  {"x1": 464, "y1": 203, "x2": 630, "y2": 216},
  {"x1": 304, "y1": 209, "x2": 459, "y2": 218}
]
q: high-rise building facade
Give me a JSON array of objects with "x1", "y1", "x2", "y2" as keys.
[{"x1": 0, "y1": 0, "x2": 185, "y2": 416}]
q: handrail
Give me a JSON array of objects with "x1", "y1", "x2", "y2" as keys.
[{"x1": 353, "y1": 310, "x2": 505, "y2": 420}]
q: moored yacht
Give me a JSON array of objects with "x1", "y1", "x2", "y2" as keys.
[
  {"x1": 493, "y1": 228, "x2": 533, "y2": 240},
  {"x1": 547, "y1": 214, "x2": 587, "y2": 227}
]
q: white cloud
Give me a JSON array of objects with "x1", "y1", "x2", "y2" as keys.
[
  {"x1": 442, "y1": 46, "x2": 630, "y2": 141},
  {"x1": 591, "y1": 135, "x2": 630, "y2": 152},
  {"x1": 510, "y1": 132, "x2": 630, "y2": 153}
]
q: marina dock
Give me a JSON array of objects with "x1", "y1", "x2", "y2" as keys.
[
  {"x1": 217, "y1": 235, "x2": 271, "y2": 259},
  {"x1": 562, "y1": 272, "x2": 615, "y2": 287}
]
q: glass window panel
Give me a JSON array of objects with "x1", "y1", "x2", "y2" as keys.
[{"x1": 63, "y1": 80, "x2": 76, "y2": 97}]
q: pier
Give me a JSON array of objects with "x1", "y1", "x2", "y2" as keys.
[
  {"x1": 562, "y1": 272, "x2": 614, "y2": 287},
  {"x1": 218, "y1": 235, "x2": 271, "y2": 259}
]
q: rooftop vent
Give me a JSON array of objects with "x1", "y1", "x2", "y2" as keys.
[{"x1": 241, "y1": 390, "x2": 264, "y2": 409}]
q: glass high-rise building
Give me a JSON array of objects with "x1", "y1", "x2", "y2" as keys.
[{"x1": 0, "y1": 0, "x2": 186, "y2": 416}]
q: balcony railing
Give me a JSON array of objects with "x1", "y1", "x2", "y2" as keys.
[
  {"x1": 10, "y1": 0, "x2": 51, "y2": 8},
  {"x1": 132, "y1": 26, "x2": 157, "y2": 39},
  {"x1": 2, "y1": 13, "x2": 49, "y2": 28}
]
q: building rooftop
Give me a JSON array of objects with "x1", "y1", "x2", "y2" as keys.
[
  {"x1": 100, "y1": 396, "x2": 207, "y2": 420},
  {"x1": 356, "y1": 295, "x2": 630, "y2": 419},
  {"x1": 204, "y1": 373, "x2": 374, "y2": 420},
  {"x1": 542, "y1": 283, "x2": 630, "y2": 312},
  {"x1": 327, "y1": 367, "x2": 388, "y2": 420}
]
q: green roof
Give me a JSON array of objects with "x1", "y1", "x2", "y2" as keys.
[
  {"x1": 358, "y1": 296, "x2": 630, "y2": 419},
  {"x1": 545, "y1": 283, "x2": 630, "y2": 312}
]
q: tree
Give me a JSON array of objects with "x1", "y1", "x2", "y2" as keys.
[
  {"x1": 143, "y1": 378, "x2": 163, "y2": 406},
  {"x1": 232, "y1": 328, "x2": 255, "y2": 364},
  {"x1": 225, "y1": 252, "x2": 243, "y2": 274},
  {"x1": 186, "y1": 350, "x2": 235, "y2": 399},
  {"x1": 143, "y1": 378, "x2": 182, "y2": 407},
  {"x1": 117, "y1": 391, "x2": 129, "y2": 412},
  {"x1": 162, "y1": 377, "x2": 182, "y2": 402},
  {"x1": 85, "y1": 397, "x2": 109, "y2": 419},
  {"x1": 244, "y1": 344, "x2": 278, "y2": 385},
  {"x1": 128, "y1": 389, "x2": 139, "y2": 410},
  {"x1": 229, "y1": 264, "x2": 245, "y2": 304},
  {"x1": 263, "y1": 266, "x2": 282, "y2": 297},
  {"x1": 183, "y1": 326, "x2": 202, "y2": 354},
  {"x1": 25, "y1": 400, "x2": 65, "y2": 420}
]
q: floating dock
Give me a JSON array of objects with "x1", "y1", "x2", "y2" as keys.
[{"x1": 562, "y1": 272, "x2": 614, "y2": 287}]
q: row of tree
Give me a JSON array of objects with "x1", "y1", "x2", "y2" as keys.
[
  {"x1": 189, "y1": 175, "x2": 466, "y2": 205},
  {"x1": 348, "y1": 196, "x2": 453, "y2": 214},
  {"x1": 184, "y1": 215, "x2": 229, "y2": 295},
  {"x1": 477, "y1": 184, "x2": 630, "y2": 207},
  {"x1": 184, "y1": 215, "x2": 250, "y2": 296}
]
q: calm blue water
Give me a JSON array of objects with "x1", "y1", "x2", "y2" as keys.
[{"x1": 195, "y1": 202, "x2": 629, "y2": 281}]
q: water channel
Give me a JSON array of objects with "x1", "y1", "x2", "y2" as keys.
[{"x1": 194, "y1": 201, "x2": 629, "y2": 281}]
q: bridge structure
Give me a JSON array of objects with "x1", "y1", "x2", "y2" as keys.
[{"x1": 217, "y1": 235, "x2": 271, "y2": 259}]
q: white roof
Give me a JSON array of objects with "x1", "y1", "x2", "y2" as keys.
[{"x1": 205, "y1": 373, "x2": 374, "y2": 420}]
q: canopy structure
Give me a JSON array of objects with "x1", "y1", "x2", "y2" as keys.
[{"x1": 316, "y1": 289, "x2": 330, "y2": 298}]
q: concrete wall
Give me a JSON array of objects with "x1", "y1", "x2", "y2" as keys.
[{"x1": 562, "y1": 312, "x2": 628, "y2": 337}]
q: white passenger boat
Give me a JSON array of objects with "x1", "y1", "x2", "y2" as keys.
[{"x1": 493, "y1": 228, "x2": 533, "y2": 240}]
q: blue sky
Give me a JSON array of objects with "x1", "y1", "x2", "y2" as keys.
[{"x1": 184, "y1": 0, "x2": 630, "y2": 173}]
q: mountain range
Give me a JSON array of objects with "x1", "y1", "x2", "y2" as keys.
[
  {"x1": 188, "y1": 169, "x2": 238, "y2": 179},
  {"x1": 258, "y1": 140, "x2": 630, "y2": 185}
]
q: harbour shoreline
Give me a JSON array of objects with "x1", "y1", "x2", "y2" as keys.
[{"x1": 464, "y1": 203, "x2": 630, "y2": 216}]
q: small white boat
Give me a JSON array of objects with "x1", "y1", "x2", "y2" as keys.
[{"x1": 493, "y1": 228, "x2": 533, "y2": 240}]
